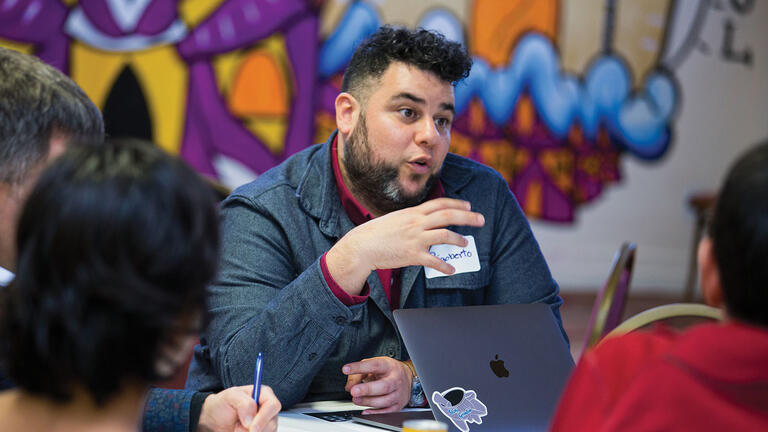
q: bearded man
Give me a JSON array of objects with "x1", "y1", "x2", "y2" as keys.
[{"x1": 187, "y1": 25, "x2": 567, "y2": 413}]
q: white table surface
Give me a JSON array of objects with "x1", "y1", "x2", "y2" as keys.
[{"x1": 278, "y1": 400, "x2": 430, "y2": 431}]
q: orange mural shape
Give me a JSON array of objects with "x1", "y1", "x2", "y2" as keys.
[
  {"x1": 540, "y1": 148, "x2": 574, "y2": 193},
  {"x1": 470, "y1": 0, "x2": 558, "y2": 67},
  {"x1": 479, "y1": 138, "x2": 517, "y2": 183},
  {"x1": 524, "y1": 180, "x2": 543, "y2": 218},
  {"x1": 450, "y1": 132, "x2": 475, "y2": 159},
  {"x1": 229, "y1": 52, "x2": 289, "y2": 117},
  {"x1": 514, "y1": 96, "x2": 536, "y2": 136}
]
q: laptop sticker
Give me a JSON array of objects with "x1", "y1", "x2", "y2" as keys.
[
  {"x1": 432, "y1": 387, "x2": 488, "y2": 432},
  {"x1": 425, "y1": 235, "x2": 481, "y2": 279}
]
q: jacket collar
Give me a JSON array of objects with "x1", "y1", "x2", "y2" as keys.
[
  {"x1": 439, "y1": 152, "x2": 473, "y2": 195},
  {"x1": 295, "y1": 130, "x2": 355, "y2": 240}
]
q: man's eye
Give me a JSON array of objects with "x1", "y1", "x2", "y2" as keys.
[
  {"x1": 399, "y1": 108, "x2": 416, "y2": 119},
  {"x1": 436, "y1": 118, "x2": 451, "y2": 128}
]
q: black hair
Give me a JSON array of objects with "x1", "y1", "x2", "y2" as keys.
[
  {"x1": 709, "y1": 140, "x2": 768, "y2": 327},
  {"x1": 0, "y1": 138, "x2": 219, "y2": 404},
  {"x1": 340, "y1": 25, "x2": 472, "y2": 99},
  {"x1": 0, "y1": 47, "x2": 104, "y2": 184}
]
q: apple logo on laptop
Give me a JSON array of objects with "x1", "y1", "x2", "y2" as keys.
[{"x1": 490, "y1": 354, "x2": 509, "y2": 378}]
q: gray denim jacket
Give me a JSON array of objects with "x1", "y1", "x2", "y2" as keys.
[{"x1": 186, "y1": 131, "x2": 566, "y2": 407}]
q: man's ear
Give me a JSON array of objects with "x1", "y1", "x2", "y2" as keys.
[
  {"x1": 0, "y1": 181, "x2": 10, "y2": 202},
  {"x1": 335, "y1": 92, "x2": 360, "y2": 135},
  {"x1": 48, "y1": 131, "x2": 69, "y2": 161},
  {"x1": 698, "y1": 237, "x2": 724, "y2": 308}
]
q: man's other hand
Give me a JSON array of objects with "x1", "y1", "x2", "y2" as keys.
[
  {"x1": 343, "y1": 357, "x2": 413, "y2": 413},
  {"x1": 198, "y1": 385, "x2": 281, "y2": 432}
]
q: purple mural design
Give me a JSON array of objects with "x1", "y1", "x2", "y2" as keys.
[
  {"x1": 176, "y1": 0, "x2": 321, "y2": 177},
  {"x1": 0, "y1": 0, "x2": 322, "y2": 177},
  {"x1": 2, "y1": 0, "x2": 737, "y2": 223}
]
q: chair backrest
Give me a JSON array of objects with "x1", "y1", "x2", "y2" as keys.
[
  {"x1": 604, "y1": 303, "x2": 723, "y2": 341},
  {"x1": 583, "y1": 242, "x2": 637, "y2": 352}
]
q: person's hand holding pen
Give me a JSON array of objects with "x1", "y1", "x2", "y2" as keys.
[
  {"x1": 198, "y1": 385, "x2": 280, "y2": 432},
  {"x1": 198, "y1": 355, "x2": 280, "y2": 432}
]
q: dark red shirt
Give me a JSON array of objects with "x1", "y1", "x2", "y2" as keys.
[{"x1": 320, "y1": 135, "x2": 443, "y2": 310}]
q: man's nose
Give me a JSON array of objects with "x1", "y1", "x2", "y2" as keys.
[{"x1": 415, "y1": 117, "x2": 439, "y2": 148}]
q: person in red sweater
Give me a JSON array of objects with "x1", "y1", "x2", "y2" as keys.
[{"x1": 551, "y1": 140, "x2": 768, "y2": 431}]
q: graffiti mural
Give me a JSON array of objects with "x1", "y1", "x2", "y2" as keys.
[{"x1": 0, "y1": 0, "x2": 725, "y2": 222}]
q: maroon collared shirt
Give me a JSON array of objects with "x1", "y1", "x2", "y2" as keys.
[{"x1": 319, "y1": 135, "x2": 444, "y2": 311}]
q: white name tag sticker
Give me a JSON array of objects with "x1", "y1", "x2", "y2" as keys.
[{"x1": 425, "y1": 235, "x2": 481, "y2": 279}]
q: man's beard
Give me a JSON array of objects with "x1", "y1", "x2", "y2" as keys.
[{"x1": 342, "y1": 115, "x2": 439, "y2": 215}]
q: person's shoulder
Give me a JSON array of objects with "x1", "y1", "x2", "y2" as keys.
[
  {"x1": 592, "y1": 326, "x2": 678, "y2": 359},
  {"x1": 602, "y1": 324, "x2": 766, "y2": 431},
  {"x1": 551, "y1": 329, "x2": 679, "y2": 432},
  {"x1": 581, "y1": 326, "x2": 678, "y2": 375},
  {"x1": 227, "y1": 143, "x2": 326, "y2": 204}
]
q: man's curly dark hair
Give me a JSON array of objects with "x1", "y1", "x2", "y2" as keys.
[{"x1": 341, "y1": 25, "x2": 472, "y2": 101}]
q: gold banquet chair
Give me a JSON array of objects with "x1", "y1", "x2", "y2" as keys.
[
  {"x1": 604, "y1": 303, "x2": 723, "y2": 340},
  {"x1": 582, "y1": 242, "x2": 637, "y2": 354}
]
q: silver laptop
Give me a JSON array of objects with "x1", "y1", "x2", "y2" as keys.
[{"x1": 394, "y1": 304, "x2": 573, "y2": 432}]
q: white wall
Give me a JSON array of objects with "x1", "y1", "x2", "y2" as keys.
[{"x1": 532, "y1": 1, "x2": 768, "y2": 294}]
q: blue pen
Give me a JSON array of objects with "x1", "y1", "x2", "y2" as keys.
[{"x1": 252, "y1": 352, "x2": 263, "y2": 407}]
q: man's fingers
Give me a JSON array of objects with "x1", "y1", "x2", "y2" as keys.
[
  {"x1": 251, "y1": 386, "x2": 281, "y2": 432},
  {"x1": 352, "y1": 392, "x2": 401, "y2": 410},
  {"x1": 423, "y1": 253, "x2": 455, "y2": 275},
  {"x1": 417, "y1": 198, "x2": 471, "y2": 214},
  {"x1": 345, "y1": 373, "x2": 365, "y2": 391},
  {"x1": 423, "y1": 229, "x2": 468, "y2": 249},
  {"x1": 257, "y1": 385, "x2": 278, "y2": 408},
  {"x1": 342, "y1": 358, "x2": 386, "y2": 376},
  {"x1": 260, "y1": 418, "x2": 278, "y2": 432},
  {"x1": 234, "y1": 392, "x2": 257, "y2": 427},
  {"x1": 422, "y1": 209, "x2": 485, "y2": 230},
  {"x1": 349, "y1": 377, "x2": 396, "y2": 398},
  {"x1": 362, "y1": 405, "x2": 405, "y2": 415}
]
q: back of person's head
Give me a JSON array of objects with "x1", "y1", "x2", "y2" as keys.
[
  {"x1": 0, "y1": 138, "x2": 219, "y2": 404},
  {"x1": 709, "y1": 140, "x2": 768, "y2": 327},
  {"x1": 0, "y1": 47, "x2": 104, "y2": 185},
  {"x1": 340, "y1": 25, "x2": 472, "y2": 102}
]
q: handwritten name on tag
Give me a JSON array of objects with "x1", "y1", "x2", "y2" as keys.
[{"x1": 425, "y1": 235, "x2": 481, "y2": 279}]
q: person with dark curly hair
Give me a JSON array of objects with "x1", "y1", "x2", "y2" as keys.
[
  {"x1": 551, "y1": 141, "x2": 768, "y2": 431},
  {"x1": 0, "y1": 139, "x2": 280, "y2": 432},
  {"x1": 0, "y1": 47, "x2": 279, "y2": 432},
  {"x1": 187, "y1": 25, "x2": 565, "y2": 412}
]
